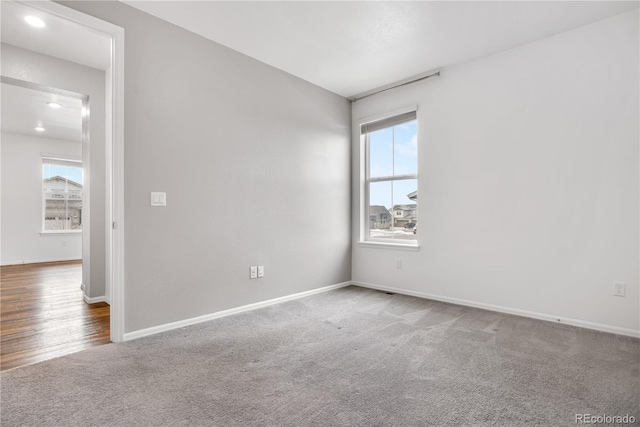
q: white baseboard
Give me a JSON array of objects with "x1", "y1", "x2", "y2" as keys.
[
  {"x1": 124, "y1": 281, "x2": 352, "y2": 341},
  {"x1": 1, "y1": 257, "x2": 82, "y2": 266},
  {"x1": 81, "y1": 284, "x2": 109, "y2": 304},
  {"x1": 84, "y1": 295, "x2": 109, "y2": 304},
  {"x1": 352, "y1": 281, "x2": 640, "y2": 338}
]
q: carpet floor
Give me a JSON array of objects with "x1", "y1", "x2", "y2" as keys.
[{"x1": 1, "y1": 286, "x2": 638, "y2": 426}]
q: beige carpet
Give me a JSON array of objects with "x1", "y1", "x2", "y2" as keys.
[{"x1": 1, "y1": 286, "x2": 638, "y2": 426}]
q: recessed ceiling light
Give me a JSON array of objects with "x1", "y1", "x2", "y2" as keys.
[
  {"x1": 47, "y1": 102, "x2": 61, "y2": 109},
  {"x1": 24, "y1": 16, "x2": 46, "y2": 28},
  {"x1": 35, "y1": 126, "x2": 46, "y2": 132}
]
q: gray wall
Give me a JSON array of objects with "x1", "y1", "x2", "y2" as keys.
[
  {"x1": 1, "y1": 44, "x2": 106, "y2": 299},
  {"x1": 352, "y1": 10, "x2": 639, "y2": 333},
  {"x1": 61, "y1": 2, "x2": 352, "y2": 333}
]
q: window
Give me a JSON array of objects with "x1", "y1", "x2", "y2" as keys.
[
  {"x1": 42, "y1": 157, "x2": 83, "y2": 232},
  {"x1": 362, "y1": 110, "x2": 417, "y2": 243}
]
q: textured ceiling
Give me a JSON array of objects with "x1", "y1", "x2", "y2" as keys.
[
  {"x1": 1, "y1": 83, "x2": 83, "y2": 143},
  {"x1": 124, "y1": 1, "x2": 639, "y2": 98},
  {"x1": 1, "y1": 2, "x2": 102, "y2": 143},
  {"x1": 1, "y1": 1, "x2": 111, "y2": 71}
]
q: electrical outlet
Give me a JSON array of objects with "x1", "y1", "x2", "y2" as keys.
[
  {"x1": 613, "y1": 282, "x2": 626, "y2": 297},
  {"x1": 396, "y1": 259, "x2": 402, "y2": 269},
  {"x1": 257, "y1": 266, "x2": 264, "y2": 278},
  {"x1": 250, "y1": 266, "x2": 257, "y2": 279}
]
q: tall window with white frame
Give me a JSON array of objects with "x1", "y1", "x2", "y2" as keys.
[
  {"x1": 362, "y1": 110, "x2": 418, "y2": 243},
  {"x1": 42, "y1": 158, "x2": 83, "y2": 232}
]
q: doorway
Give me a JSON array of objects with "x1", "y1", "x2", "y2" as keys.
[
  {"x1": 1, "y1": 1, "x2": 125, "y2": 355},
  {"x1": 0, "y1": 76, "x2": 109, "y2": 371}
]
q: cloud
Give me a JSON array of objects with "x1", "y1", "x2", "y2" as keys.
[{"x1": 395, "y1": 134, "x2": 417, "y2": 158}]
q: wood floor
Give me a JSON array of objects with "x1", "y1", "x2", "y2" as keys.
[{"x1": 1, "y1": 260, "x2": 110, "y2": 371}]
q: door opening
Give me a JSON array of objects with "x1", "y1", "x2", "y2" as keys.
[{"x1": 1, "y1": 1, "x2": 125, "y2": 342}]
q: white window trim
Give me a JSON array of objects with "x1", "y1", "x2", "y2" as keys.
[
  {"x1": 41, "y1": 152, "x2": 82, "y2": 162},
  {"x1": 360, "y1": 106, "x2": 419, "y2": 248},
  {"x1": 40, "y1": 230, "x2": 82, "y2": 236},
  {"x1": 42, "y1": 154, "x2": 83, "y2": 233},
  {"x1": 358, "y1": 241, "x2": 420, "y2": 251}
]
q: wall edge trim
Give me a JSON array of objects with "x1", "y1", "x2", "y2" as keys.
[
  {"x1": 353, "y1": 281, "x2": 640, "y2": 338},
  {"x1": 1, "y1": 257, "x2": 82, "y2": 266},
  {"x1": 123, "y1": 281, "x2": 353, "y2": 341},
  {"x1": 84, "y1": 295, "x2": 108, "y2": 304}
]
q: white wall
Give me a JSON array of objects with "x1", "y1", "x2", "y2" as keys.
[
  {"x1": 1, "y1": 44, "x2": 106, "y2": 299},
  {"x1": 352, "y1": 11, "x2": 639, "y2": 334},
  {"x1": 1, "y1": 132, "x2": 82, "y2": 264},
  {"x1": 63, "y1": 1, "x2": 352, "y2": 334}
]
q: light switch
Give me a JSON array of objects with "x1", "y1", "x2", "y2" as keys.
[{"x1": 150, "y1": 192, "x2": 167, "y2": 207}]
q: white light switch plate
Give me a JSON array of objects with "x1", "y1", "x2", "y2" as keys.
[{"x1": 150, "y1": 192, "x2": 166, "y2": 206}]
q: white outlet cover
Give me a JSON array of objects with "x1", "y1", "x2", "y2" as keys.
[
  {"x1": 258, "y1": 266, "x2": 264, "y2": 278},
  {"x1": 250, "y1": 266, "x2": 258, "y2": 279},
  {"x1": 613, "y1": 282, "x2": 626, "y2": 297}
]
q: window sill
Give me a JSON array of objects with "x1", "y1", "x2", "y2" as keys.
[
  {"x1": 40, "y1": 231, "x2": 82, "y2": 236},
  {"x1": 358, "y1": 241, "x2": 420, "y2": 251}
]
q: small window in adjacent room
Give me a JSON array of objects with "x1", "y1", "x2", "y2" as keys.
[
  {"x1": 42, "y1": 157, "x2": 83, "y2": 232},
  {"x1": 362, "y1": 110, "x2": 417, "y2": 244}
]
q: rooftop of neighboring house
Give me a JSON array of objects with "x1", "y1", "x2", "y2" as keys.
[
  {"x1": 392, "y1": 204, "x2": 417, "y2": 211},
  {"x1": 369, "y1": 205, "x2": 390, "y2": 215},
  {"x1": 43, "y1": 175, "x2": 82, "y2": 188}
]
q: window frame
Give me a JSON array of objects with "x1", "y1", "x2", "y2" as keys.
[
  {"x1": 41, "y1": 155, "x2": 83, "y2": 234},
  {"x1": 360, "y1": 106, "x2": 419, "y2": 248}
]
